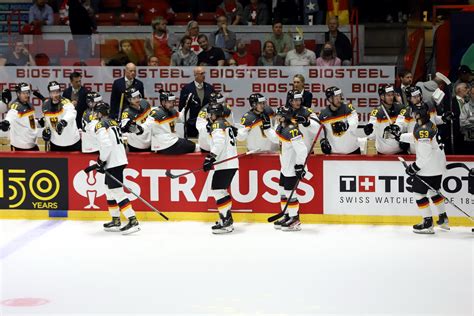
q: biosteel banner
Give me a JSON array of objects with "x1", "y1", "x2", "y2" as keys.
[{"x1": 0, "y1": 66, "x2": 395, "y2": 123}]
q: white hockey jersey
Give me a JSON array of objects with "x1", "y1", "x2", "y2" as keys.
[
  {"x1": 120, "y1": 99, "x2": 152, "y2": 149},
  {"x1": 4, "y1": 100, "x2": 38, "y2": 149},
  {"x1": 209, "y1": 119, "x2": 238, "y2": 170},
  {"x1": 367, "y1": 103, "x2": 406, "y2": 154},
  {"x1": 318, "y1": 103, "x2": 359, "y2": 154},
  {"x1": 95, "y1": 118, "x2": 128, "y2": 169},
  {"x1": 237, "y1": 106, "x2": 278, "y2": 152},
  {"x1": 42, "y1": 98, "x2": 80, "y2": 147},
  {"x1": 81, "y1": 108, "x2": 99, "y2": 153},
  {"x1": 265, "y1": 123, "x2": 308, "y2": 177},
  {"x1": 400, "y1": 120, "x2": 446, "y2": 177},
  {"x1": 143, "y1": 106, "x2": 184, "y2": 151},
  {"x1": 293, "y1": 106, "x2": 321, "y2": 152},
  {"x1": 196, "y1": 103, "x2": 233, "y2": 151}
]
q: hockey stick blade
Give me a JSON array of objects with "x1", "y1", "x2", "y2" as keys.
[{"x1": 268, "y1": 211, "x2": 285, "y2": 222}]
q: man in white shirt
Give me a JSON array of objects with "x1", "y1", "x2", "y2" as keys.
[{"x1": 285, "y1": 35, "x2": 316, "y2": 66}]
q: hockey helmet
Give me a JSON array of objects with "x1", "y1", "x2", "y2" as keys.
[
  {"x1": 47, "y1": 81, "x2": 61, "y2": 92},
  {"x1": 405, "y1": 86, "x2": 422, "y2": 100},
  {"x1": 208, "y1": 102, "x2": 225, "y2": 118},
  {"x1": 276, "y1": 105, "x2": 293, "y2": 121},
  {"x1": 159, "y1": 90, "x2": 176, "y2": 102},
  {"x1": 325, "y1": 86, "x2": 342, "y2": 99},
  {"x1": 209, "y1": 92, "x2": 225, "y2": 105},
  {"x1": 287, "y1": 90, "x2": 303, "y2": 102},
  {"x1": 15, "y1": 82, "x2": 31, "y2": 94},
  {"x1": 125, "y1": 87, "x2": 141, "y2": 100},
  {"x1": 93, "y1": 101, "x2": 110, "y2": 115},
  {"x1": 248, "y1": 93, "x2": 266, "y2": 108},
  {"x1": 86, "y1": 91, "x2": 102, "y2": 106},
  {"x1": 378, "y1": 84, "x2": 395, "y2": 96}
]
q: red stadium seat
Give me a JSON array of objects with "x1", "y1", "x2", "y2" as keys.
[
  {"x1": 174, "y1": 12, "x2": 192, "y2": 25},
  {"x1": 99, "y1": 39, "x2": 119, "y2": 59},
  {"x1": 119, "y1": 13, "x2": 139, "y2": 25},
  {"x1": 304, "y1": 39, "x2": 317, "y2": 52},
  {"x1": 196, "y1": 12, "x2": 216, "y2": 25},
  {"x1": 248, "y1": 40, "x2": 261, "y2": 59},
  {"x1": 30, "y1": 39, "x2": 66, "y2": 60},
  {"x1": 95, "y1": 13, "x2": 115, "y2": 26},
  {"x1": 101, "y1": 0, "x2": 121, "y2": 10}
]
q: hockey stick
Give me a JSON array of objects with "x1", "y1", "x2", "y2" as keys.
[
  {"x1": 398, "y1": 157, "x2": 473, "y2": 221},
  {"x1": 183, "y1": 93, "x2": 193, "y2": 139},
  {"x1": 84, "y1": 165, "x2": 169, "y2": 220},
  {"x1": 165, "y1": 149, "x2": 260, "y2": 179},
  {"x1": 33, "y1": 91, "x2": 50, "y2": 151},
  {"x1": 267, "y1": 124, "x2": 324, "y2": 222}
]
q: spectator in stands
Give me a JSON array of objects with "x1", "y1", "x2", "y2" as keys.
[
  {"x1": 2, "y1": 41, "x2": 35, "y2": 66},
  {"x1": 110, "y1": 63, "x2": 145, "y2": 120},
  {"x1": 227, "y1": 58, "x2": 238, "y2": 66},
  {"x1": 232, "y1": 39, "x2": 256, "y2": 66},
  {"x1": 395, "y1": 69, "x2": 413, "y2": 105},
  {"x1": 243, "y1": 0, "x2": 270, "y2": 25},
  {"x1": 68, "y1": 0, "x2": 96, "y2": 61},
  {"x1": 216, "y1": 0, "x2": 243, "y2": 25},
  {"x1": 147, "y1": 56, "x2": 159, "y2": 66},
  {"x1": 316, "y1": 42, "x2": 341, "y2": 66},
  {"x1": 454, "y1": 65, "x2": 473, "y2": 92},
  {"x1": 185, "y1": 20, "x2": 202, "y2": 54},
  {"x1": 209, "y1": 15, "x2": 236, "y2": 59},
  {"x1": 144, "y1": 16, "x2": 178, "y2": 67},
  {"x1": 415, "y1": 74, "x2": 446, "y2": 109},
  {"x1": 325, "y1": 16, "x2": 352, "y2": 66},
  {"x1": 171, "y1": 35, "x2": 198, "y2": 66},
  {"x1": 29, "y1": 0, "x2": 54, "y2": 26},
  {"x1": 62, "y1": 71, "x2": 89, "y2": 129},
  {"x1": 445, "y1": 82, "x2": 470, "y2": 155},
  {"x1": 265, "y1": 21, "x2": 293, "y2": 60},
  {"x1": 459, "y1": 84, "x2": 474, "y2": 154},
  {"x1": 106, "y1": 40, "x2": 137, "y2": 66},
  {"x1": 285, "y1": 35, "x2": 316, "y2": 66},
  {"x1": 179, "y1": 66, "x2": 215, "y2": 138},
  {"x1": 257, "y1": 40, "x2": 284, "y2": 66},
  {"x1": 286, "y1": 74, "x2": 313, "y2": 108},
  {"x1": 197, "y1": 34, "x2": 225, "y2": 66}
]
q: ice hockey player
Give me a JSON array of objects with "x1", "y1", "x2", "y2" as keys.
[
  {"x1": 203, "y1": 102, "x2": 239, "y2": 234},
  {"x1": 236, "y1": 93, "x2": 278, "y2": 152},
  {"x1": 285, "y1": 90, "x2": 320, "y2": 153},
  {"x1": 0, "y1": 82, "x2": 39, "y2": 151},
  {"x1": 318, "y1": 86, "x2": 359, "y2": 154},
  {"x1": 144, "y1": 90, "x2": 196, "y2": 154},
  {"x1": 81, "y1": 91, "x2": 102, "y2": 153},
  {"x1": 399, "y1": 101, "x2": 449, "y2": 234},
  {"x1": 196, "y1": 92, "x2": 233, "y2": 153},
  {"x1": 40, "y1": 81, "x2": 81, "y2": 151},
  {"x1": 120, "y1": 87, "x2": 151, "y2": 152},
  {"x1": 91, "y1": 101, "x2": 140, "y2": 235},
  {"x1": 395, "y1": 86, "x2": 452, "y2": 153},
  {"x1": 264, "y1": 105, "x2": 308, "y2": 231},
  {"x1": 364, "y1": 84, "x2": 408, "y2": 154}
]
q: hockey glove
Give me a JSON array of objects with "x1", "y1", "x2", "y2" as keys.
[
  {"x1": 383, "y1": 124, "x2": 401, "y2": 140},
  {"x1": 363, "y1": 123, "x2": 374, "y2": 136},
  {"x1": 295, "y1": 164, "x2": 306, "y2": 180},
  {"x1": 296, "y1": 114, "x2": 310, "y2": 127},
  {"x1": 320, "y1": 138, "x2": 332, "y2": 154},
  {"x1": 42, "y1": 128, "x2": 51, "y2": 142},
  {"x1": 332, "y1": 121, "x2": 349, "y2": 133},
  {"x1": 128, "y1": 122, "x2": 144, "y2": 135},
  {"x1": 56, "y1": 119, "x2": 68, "y2": 135},
  {"x1": 96, "y1": 159, "x2": 106, "y2": 174},
  {"x1": 399, "y1": 141, "x2": 410, "y2": 152},
  {"x1": 1, "y1": 88, "x2": 12, "y2": 104},
  {"x1": 38, "y1": 117, "x2": 45, "y2": 128},
  {"x1": 441, "y1": 111, "x2": 454, "y2": 123},
  {"x1": 0, "y1": 120, "x2": 10, "y2": 132},
  {"x1": 260, "y1": 114, "x2": 271, "y2": 130},
  {"x1": 405, "y1": 163, "x2": 420, "y2": 176},
  {"x1": 203, "y1": 153, "x2": 217, "y2": 172}
]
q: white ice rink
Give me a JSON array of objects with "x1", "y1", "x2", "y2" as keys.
[{"x1": 0, "y1": 219, "x2": 472, "y2": 316}]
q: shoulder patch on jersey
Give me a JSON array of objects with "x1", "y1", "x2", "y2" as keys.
[
  {"x1": 61, "y1": 98, "x2": 71, "y2": 105},
  {"x1": 370, "y1": 108, "x2": 378, "y2": 117},
  {"x1": 347, "y1": 103, "x2": 355, "y2": 112},
  {"x1": 211, "y1": 119, "x2": 228, "y2": 132},
  {"x1": 241, "y1": 111, "x2": 258, "y2": 127}
]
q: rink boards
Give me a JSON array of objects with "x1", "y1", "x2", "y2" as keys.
[{"x1": 0, "y1": 152, "x2": 472, "y2": 226}]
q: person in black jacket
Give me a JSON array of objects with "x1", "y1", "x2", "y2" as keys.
[
  {"x1": 286, "y1": 74, "x2": 313, "y2": 108},
  {"x1": 62, "y1": 71, "x2": 89, "y2": 129},
  {"x1": 68, "y1": 0, "x2": 96, "y2": 61},
  {"x1": 110, "y1": 63, "x2": 145, "y2": 121},
  {"x1": 178, "y1": 66, "x2": 215, "y2": 138},
  {"x1": 324, "y1": 16, "x2": 352, "y2": 65}
]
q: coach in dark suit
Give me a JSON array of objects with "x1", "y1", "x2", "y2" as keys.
[
  {"x1": 110, "y1": 63, "x2": 144, "y2": 120},
  {"x1": 179, "y1": 66, "x2": 215, "y2": 138},
  {"x1": 285, "y1": 74, "x2": 313, "y2": 108},
  {"x1": 62, "y1": 71, "x2": 89, "y2": 129}
]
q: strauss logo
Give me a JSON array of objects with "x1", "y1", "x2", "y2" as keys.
[{"x1": 72, "y1": 161, "x2": 106, "y2": 209}]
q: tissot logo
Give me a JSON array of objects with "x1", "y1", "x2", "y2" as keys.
[
  {"x1": 359, "y1": 176, "x2": 375, "y2": 192},
  {"x1": 340, "y1": 175, "x2": 376, "y2": 192},
  {"x1": 340, "y1": 176, "x2": 356, "y2": 192}
]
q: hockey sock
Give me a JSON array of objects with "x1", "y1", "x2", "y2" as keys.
[
  {"x1": 107, "y1": 199, "x2": 120, "y2": 217},
  {"x1": 216, "y1": 195, "x2": 232, "y2": 217},
  {"x1": 280, "y1": 195, "x2": 288, "y2": 212},
  {"x1": 287, "y1": 198, "x2": 299, "y2": 217},
  {"x1": 415, "y1": 194, "x2": 432, "y2": 218},
  {"x1": 118, "y1": 198, "x2": 136, "y2": 219},
  {"x1": 429, "y1": 194, "x2": 446, "y2": 216}
]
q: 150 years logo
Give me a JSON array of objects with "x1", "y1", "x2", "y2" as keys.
[{"x1": 0, "y1": 158, "x2": 68, "y2": 209}]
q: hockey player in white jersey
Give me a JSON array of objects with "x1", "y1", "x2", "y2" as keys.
[
  {"x1": 0, "y1": 82, "x2": 39, "y2": 151},
  {"x1": 318, "y1": 86, "x2": 360, "y2": 154},
  {"x1": 399, "y1": 101, "x2": 449, "y2": 234},
  {"x1": 203, "y1": 102, "x2": 239, "y2": 234},
  {"x1": 81, "y1": 91, "x2": 102, "y2": 153},
  {"x1": 287, "y1": 90, "x2": 321, "y2": 153},
  {"x1": 91, "y1": 101, "x2": 140, "y2": 235},
  {"x1": 120, "y1": 87, "x2": 151, "y2": 152},
  {"x1": 143, "y1": 90, "x2": 196, "y2": 154},
  {"x1": 236, "y1": 93, "x2": 278, "y2": 152},
  {"x1": 364, "y1": 84, "x2": 408, "y2": 154},
  {"x1": 264, "y1": 105, "x2": 308, "y2": 231},
  {"x1": 196, "y1": 92, "x2": 233, "y2": 153},
  {"x1": 41, "y1": 81, "x2": 81, "y2": 151},
  {"x1": 395, "y1": 86, "x2": 453, "y2": 153}
]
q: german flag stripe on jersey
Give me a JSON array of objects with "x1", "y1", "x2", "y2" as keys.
[
  {"x1": 44, "y1": 108, "x2": 64, "y2": 116},
  {"x1": 376, "y1": 116, "x2": 398, "y2": 123},
  {"x1": 431, "y1": 195, "x2": 444, "y2": 205},
  {"x1": 276, "y1": 131, "x2": 291, "y2": 142},
  {"x1": 135, "y1": 108, "x2": 151, "y2": 122},
  {"x1": 416, "y1": 198, "x2": 430, "y2": 209},
  {"x1": 248, "y1": 120, "x2": 262, "y2": 129},
  {"x1": 18, "y1": 109, "x2": 35, "y2": 118},
  {"x1": 155, "y1": 113, "x2": 179, "y2": 124},
  {"x1": 320, "y1": 113, "x2": 351, "y2": 124}
]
